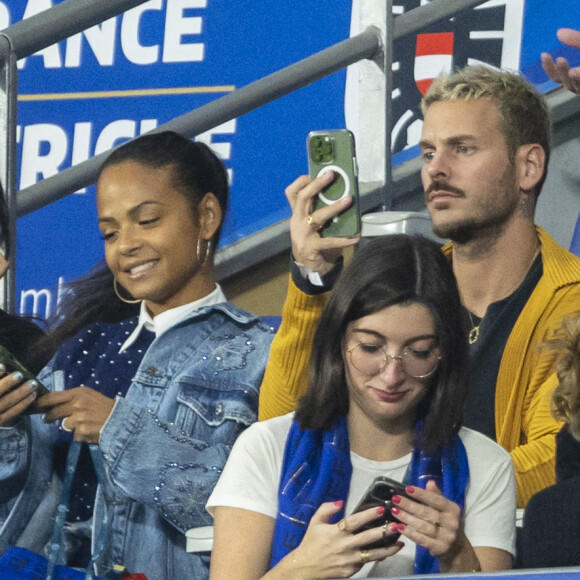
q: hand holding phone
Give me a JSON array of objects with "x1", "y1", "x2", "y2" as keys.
[
  {"x1": 0, "y1": 344, "x2": 49, "y2": 415},
  {"x1": 352, "y1": 476, "x2": 408, "y2": 549},
  {"x1": 307, "y1": 130, "x2": 361, "y2": 238}
]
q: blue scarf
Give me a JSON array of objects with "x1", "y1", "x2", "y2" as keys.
[{"x1": 269, "y1": 417, "x2": 469, "y2": 574}]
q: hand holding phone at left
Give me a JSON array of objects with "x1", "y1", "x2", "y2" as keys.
[{"x1": 0, "y1": 365, "x2": 40, "y2": 427}]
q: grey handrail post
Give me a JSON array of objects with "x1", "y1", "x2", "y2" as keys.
[{"x1": 0, "y1": 34, "x2": 17, "y2": 312}]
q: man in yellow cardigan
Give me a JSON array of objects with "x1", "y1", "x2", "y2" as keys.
[{"x1": 259, "y1": 66, "x2": 580, "y2": 508}]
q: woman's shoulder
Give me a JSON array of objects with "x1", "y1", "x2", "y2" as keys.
[
  {"x1": 235, "y1": 412, "x2": 295, "y2": 452},
  {"x1": 458, "y1": 426, "x2": 512, "y2": 466},
  {"x1": 55, "y1": 316, "x2": 139, "y2": 360},
  {"x1": 201, "y1": 302, "x2": 276, "y2": 336}
]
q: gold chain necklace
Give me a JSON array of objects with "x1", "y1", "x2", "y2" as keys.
[{"x1": 463, "y1": 245, "x2": 540, "y2": 346}]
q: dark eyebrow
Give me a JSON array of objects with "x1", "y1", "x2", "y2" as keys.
[
  {"x1": 98, "y1": 200, "x2": 164, "y2": 226},
  {"x1": 351, "y1": 328, "x2": 437, "y2": 347}
]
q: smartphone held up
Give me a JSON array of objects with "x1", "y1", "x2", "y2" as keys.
[{"x1": 307, "y1": 129, "x2": 361, "y2": 238}]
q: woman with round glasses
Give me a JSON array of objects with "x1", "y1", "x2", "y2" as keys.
[
  {"x1": 347, "y1": 341, "x2": 441, "y2": 379},
  {"x1": 208, "y1": 235, "x2": 516, "y2": 579}
]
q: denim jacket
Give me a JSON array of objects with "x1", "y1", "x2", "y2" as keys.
[{"x1": 0, "y1": 302, "x2": 274, "y2": 579}]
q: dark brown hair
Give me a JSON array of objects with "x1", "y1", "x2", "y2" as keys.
[{"x1": 295, "y1": 235, "x2": 468, "y2": 452}]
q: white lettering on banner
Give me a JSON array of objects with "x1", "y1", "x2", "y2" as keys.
[
  {"x1": 71, "y1": 122, "x2": 93, "y2": 193},
  {"x1": 122, "y1": 0, "x2": 163, "y2": 65},
  {"x1": 56, "y1": 276, "x2": 67, "y2": 304},
  {"x1": 163, "y1": 0, "x2": 206, "y2": 63},
  {"x1": 0, "y1": 4, "x2": 10, "y2": 30},
  {"x1": 19, "y1": 276, "x2": 66, "y2": 319},
  {"x1": 16, "y1": 0, "x2": 206, "y2": 69},
  {"x1": 65, "y1": 18, "x2": 117, "y2": 68},
  {"x1": 20, "y1": 287, "x2": 51, "y2": 319},
  {"x1": 16, "y1": 119, "x2": 160, "y2": 191},
  {"x1": 20, "y1": 123, "x2": 67, "y2": 189},
  {"x1": 140, "y1": 119, "x2": 159, "y2": 133},
  {"x1": 17, "y1": 118, "x2": 235, "y2": 191}
]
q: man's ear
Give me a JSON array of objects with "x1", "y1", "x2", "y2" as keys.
[
  {"x1": 516, "y1": 143, "x2": 546, "y2": 193},
  {"x1": 197, "y1": 193, "x2": 222, "y2": 241}
]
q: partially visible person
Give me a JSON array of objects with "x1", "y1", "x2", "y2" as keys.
[
  {"x1": 0, "y1": 183, "x2": 45, "y2": 373},
  {"x1": 209, "y1": 235, "x2": 516, "y2": 580},
  {"x1": 541, "y1": 28, "x2": 580, "y2": 95},
  {"x1": 258, "y1": 66, "x2": 580, "y2": 508},
  {"x1": 519, "y1": 312, "x2": 580, "y2": 568},
  {"x1": 0, "y1": 131, "x2": 273, "y2": 579}
]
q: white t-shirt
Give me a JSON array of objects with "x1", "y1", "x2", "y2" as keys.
[{"x1": 207, "y1": 413, "x2": 516, "y2": 578}]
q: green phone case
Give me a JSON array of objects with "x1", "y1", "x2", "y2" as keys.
[{"x1": 307, "y1": 129, "x2": 361, "y2": 237}]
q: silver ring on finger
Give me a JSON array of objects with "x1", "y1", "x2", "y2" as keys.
[{"x1": 61, "y1": 417, "x2": 73, "y2": 432}]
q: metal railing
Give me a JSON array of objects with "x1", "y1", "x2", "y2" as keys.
[{"x1": 0, "y1": 0, "x2": 492, "y2": 309}]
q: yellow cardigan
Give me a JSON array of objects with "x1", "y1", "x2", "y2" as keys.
[{"x1": 259, "y1": 227, "x2": 580, "y2": 507}]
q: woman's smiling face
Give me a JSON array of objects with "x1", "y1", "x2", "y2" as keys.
[{"x1": 97, "y1": 161, "x2": 207, "y2": 316}]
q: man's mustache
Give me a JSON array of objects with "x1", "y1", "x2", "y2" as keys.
[{"x1": 425, "y1": 182, "x2": 465, "y2": 196}]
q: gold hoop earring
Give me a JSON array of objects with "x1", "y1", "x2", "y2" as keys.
[
  {"x1": 113, "y1": 278, "x2": 141, "y2": 304},
  {"x1": 196, "y1": 238, "x2": 212, "y2": 267}
]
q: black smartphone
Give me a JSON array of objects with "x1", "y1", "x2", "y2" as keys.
[
  {"x1": 352, "y1": 476, "x2": 408, "y2": 549},
  {"x1": 307, "y1": 129, "x2": 361, "y2": 238},
  {"x1": 0, "y1": 344, "x2": 49, "y2": 414}
]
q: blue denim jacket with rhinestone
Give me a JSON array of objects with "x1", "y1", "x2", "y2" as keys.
[{"x1": 0, "y1": 302, "x2": 275, "y2": 579}]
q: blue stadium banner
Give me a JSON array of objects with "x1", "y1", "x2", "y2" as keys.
[{"x1": 5, "y1": 0, "x2": 580, "y2": 319}]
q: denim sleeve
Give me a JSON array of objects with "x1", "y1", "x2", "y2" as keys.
[
  {"x1": 0, "y1": 421, "x2": 29, "y2": 507},
  {"x1": 99, "y1": 396, "x2": 237, "y2": 534},
  {"x1": 0, "y1": 360, "x2": 59, "y2": 539},
  {"x1": 0, "y1": 358, "x2": 60, "y2": 508}
]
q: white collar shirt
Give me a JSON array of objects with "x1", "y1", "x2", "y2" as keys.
[{"x1": 118, "y1": 284, "x2": 227, "y2": 353}]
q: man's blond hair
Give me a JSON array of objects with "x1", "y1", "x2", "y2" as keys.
[{"x1": 422, "y1": 66, "x2": 551, "y2": 196}]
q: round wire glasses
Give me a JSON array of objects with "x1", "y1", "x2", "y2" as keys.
[{"x1": 347, "y1": 343, "x2": 441, "y2": 379}]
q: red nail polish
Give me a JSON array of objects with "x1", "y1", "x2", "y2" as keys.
[
  {"x1": 397, "y1": 524, "x2": 406, "y2": 532},
  {"x1": 405, "y1": 486, "x2": 415, "y2": 494},
  {"x1": 376, "y1": 506, "x2": 385, "y2": 515},
  {"x1": 333, "y1": 500, "x2": 343, "y2": 507},
  {"x1": 391, "y1": 507, "x2": 400, "y2": 516},
  {"x1": 392, "y1": 495, "x2": 402, "y2": 504}
]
